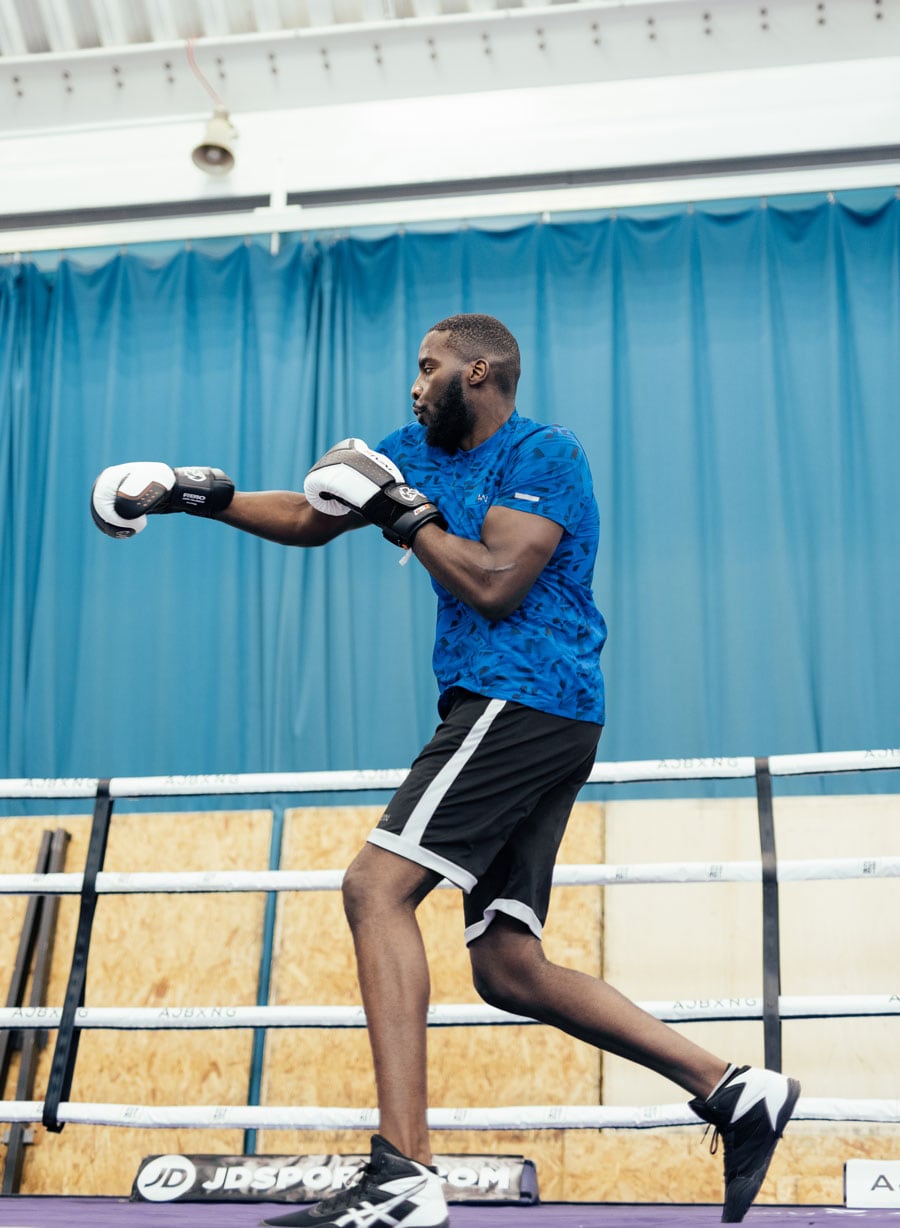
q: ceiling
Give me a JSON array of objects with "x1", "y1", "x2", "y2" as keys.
[{"x1": 1, "y1": 0, "x2": 899, "y2": 252}]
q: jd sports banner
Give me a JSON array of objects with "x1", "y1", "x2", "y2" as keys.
[{"x1": 131, "y1": 1152, "x2": 539, "y2": 1205}]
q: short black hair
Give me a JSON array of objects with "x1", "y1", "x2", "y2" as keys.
[{"x1": 428, "y1": 313, "x2": 521, "y2": 396}]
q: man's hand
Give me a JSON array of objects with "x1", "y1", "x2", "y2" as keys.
[{"x1": 304, "y1": 438, "x2": 446, "y2": 548}]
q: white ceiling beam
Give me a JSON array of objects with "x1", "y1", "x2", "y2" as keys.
[
  {"x1": 0, "y1": 0, "x2": 27, "y2": 55},
  {"x1": 356, "y1": 0, "x2": 391, "y2": 22},
  {"x1": 195, "y1": 0, "x2": 231, "y2": 38},
  {"x1": 142, "y1": 0, "x2": 182, "y2": 42},
  {"x1": 249, "y1": 0, "x2": 283, "y2": 33},
  {"x1": 405, "y1": 0, "x2": 441, "y2": 17},
  {"x1": 34, "y1": 0, "x2": 80, "y2": 52},
  {"x1": 306, "y1": 0, "x2": 338, "y2": 27},
  {"x1": 90, "y1": 0, "x2": 131, "y2": 49}
]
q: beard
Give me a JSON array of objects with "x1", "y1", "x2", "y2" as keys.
[{"x1": 424, "y1": 373, "x2": 476, "y2": 453}]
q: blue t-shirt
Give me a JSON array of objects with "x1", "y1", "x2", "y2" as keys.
[{"x1": 377, "y1": 410, "x2": 607, "y2": 725}]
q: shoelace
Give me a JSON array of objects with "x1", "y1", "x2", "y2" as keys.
[
  {"x1": 313, "y1": 1164, "x2": 374, "y2": 1212},
  {"x1": 702, "y1": 1123, "x2": 721, "y2": 1156}
]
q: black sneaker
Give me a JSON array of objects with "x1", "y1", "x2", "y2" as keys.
[
  {"x1": 259, "y1": 1134, "x2": 449, "y2": 1227},
  {"x1": 689, "y1": 1064, "x2": 801, "y2": 1223}
]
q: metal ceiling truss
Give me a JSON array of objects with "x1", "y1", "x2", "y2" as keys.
[
  {"x1": 0, "y1": 0, "x2": 891, "y2": 59},
  {"x1": 0, "y1": 0, "x2": 896, "y2": 135}
]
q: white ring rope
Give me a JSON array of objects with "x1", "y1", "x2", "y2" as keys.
[
  {"x1": 0, "y1": 748, "x2": 897, "y2": 799},
  {"x1": 1, "y1": 995, "x2": 898, "y2": 1032},
  {"x1": 2, "y1": 750, "x2": 896, "y2": 1140},
  {"x1": 1, "y1": 1099, "x2": 898, "y2": 1130},
  {"x1": 2, "y1": 855, "x2": 899, "y2": 897}
]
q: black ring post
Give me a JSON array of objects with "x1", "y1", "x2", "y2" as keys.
[
  {"x1": 0, "y1": 831, "x2": 53, "y2": 1096},
  {"x1": 4, "y1": 827, "x2": 71, "y2": 1191},
  {"x1": 754, "y1": 756, "x2": 783, "y2": 1071},
  {"x1": 42, "y1": 781, "x2": 114, "y2": 1132}
]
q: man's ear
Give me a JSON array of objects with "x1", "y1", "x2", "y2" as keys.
[{"x1": 468, "y1": 357, "x2": 489, "y2": 386}]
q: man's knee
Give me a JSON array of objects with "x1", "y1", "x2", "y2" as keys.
[
  {"x1": 341, "y1": 853, "x2": 370, "y2": 927},
  {"x1": 341, "y1": 843, "x2": 439, "y2": 928},
  {"x1": 471, "y1": 962, "x2": 515, "y2": 1011},
  {"x1": 472, "y1": 957, "x2": 536, "y2": 1014},
  {"x1": 469, "y1": 921, "x2": 544, "y2": 1012}
]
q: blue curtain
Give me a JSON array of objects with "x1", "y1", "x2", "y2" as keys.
[
  {"x1": 1, "y1": 263, "x2": 54, "y2": 773},
  {"x1": 1, "y1": 191, "x2": 898, "y2": 792}
]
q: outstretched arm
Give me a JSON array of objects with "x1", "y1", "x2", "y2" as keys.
[
  {"x1": 219, "y1": 489, "x2": 363, "y2": 547},
  {"x1": 91, "y1": 460, "x2": 363, "y2": 548},
  {"x1": 411, "y1": 505, "x2": 563, "y2": 621}
]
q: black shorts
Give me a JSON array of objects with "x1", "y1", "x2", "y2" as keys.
[{"x1": 367, "y1": 689, "x2": 602, "y2": 944}]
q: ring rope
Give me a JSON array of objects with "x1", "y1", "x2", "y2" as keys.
[
  {"x1": 3, "y1": 751, "x2": 896, "y2": 1139},
  {"x1": 2, "y1": 855, "x2": 898, "y2": 897},
  {"x1": 1, "y1": 747, "x2": 897, "y2": 799},
  {"x1": 1, "y1": 1099, "x2": 898, "y2": 1130},
  {"x1": 1, "y1": 995, "x2": 898, "y2": 1032}
]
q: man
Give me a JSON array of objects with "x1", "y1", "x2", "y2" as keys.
[{"x1": 92, "y1": 313, "x2": 799, "y2": 1225}]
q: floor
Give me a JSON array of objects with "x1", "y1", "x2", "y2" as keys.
[{"x1": 1, "y1": 1199, "x2": 900, "y2": 1227}]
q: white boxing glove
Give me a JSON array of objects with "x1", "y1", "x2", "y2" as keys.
[
  {"x1": 91, "y1": 462, "x2": 234, "y2": 538},
  {"x1": 304, "y1": 438, "x2": 404, "y2": 516},
  {"x1": 304, "y1": 438, "x2": 446, "y2": 548}
]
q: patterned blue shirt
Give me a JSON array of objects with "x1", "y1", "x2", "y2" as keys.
[{"x1": 377, "y1": 410, "x2": 607, "y2": 724}]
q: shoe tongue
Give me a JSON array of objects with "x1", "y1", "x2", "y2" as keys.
[
  {"x1": 371, "y1": 1133, "x2": 406, "y2": 1159},
  {"x1": 370, "y1": 1133, "x2": 437, "y2": 1173}
]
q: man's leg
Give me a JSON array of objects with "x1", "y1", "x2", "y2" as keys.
[
  {"x1": 468, "y1": 915, "x2": 800, "y2": 1224},
  {"x1": 468, "y1": 913, "x2": 727, "y2": 1097},
  {"x1": 341, "y1": 841, "x2": 442, "y2": 1164}
]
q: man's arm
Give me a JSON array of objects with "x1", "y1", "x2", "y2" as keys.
[
  {"x1": 292, "y1": 439, "x2": 563, "y2": 616},
  {"x1": 219, "y1": 490, "x2": 364, "y2": 547},
  {"x1": 410, "y1": 504, "x2": 563, "y2": 621},
  {"x1": 90, "y1": 461, "x2": 364, "y2": 547}
]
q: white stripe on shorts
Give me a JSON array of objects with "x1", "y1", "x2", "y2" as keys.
[
  {"x1": 402, "y1": 697, "x2": 506, "y2": 846},
  {"x1": 464, "y1": 898, "x2": 543, "y2": 945},
  {"x1": 367, "y1": 828, "x2": 478, "y2": 892}
]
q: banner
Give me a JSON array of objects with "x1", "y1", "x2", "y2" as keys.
[
  {"x1": 131, "y1": 1152, "x2": 538, "y2": 1205},
  {"x1": 845, "y1": 1160, "x2": 900, "y2": 1208}
]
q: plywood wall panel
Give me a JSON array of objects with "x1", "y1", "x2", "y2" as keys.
[
  {"x1": 0, "y1": 815, "x2": 94, "y2": 1009},
  {"x1": 248, "y1": 1124, "x2": 899, "y2": 1205},
  {"x1": 602, "y1": 793, "x2": 900, "y2": 1109},
  {"x1": 2, "y1": 808, "x2": 272, "y2": 1194},
  {"x1": 20, "y1": 1124, "x2": 249, "y2": 1196}
]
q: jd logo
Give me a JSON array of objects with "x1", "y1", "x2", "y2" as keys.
[{"x1": 136, "y1": 1155, "x2": 197, "y2": 1202}]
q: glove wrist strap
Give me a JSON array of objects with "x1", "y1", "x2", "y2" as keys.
[
  {"x1": 382, "y1": 504, "x2": 446, "y2": 548},
  {"x1": 171, "y1": 468, "x2": 235, "y2": 517}
]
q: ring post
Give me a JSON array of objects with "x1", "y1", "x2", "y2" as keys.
[
  {"x1": 754, "y1": 757, "x2": 783, "y2": 1071},
  {"x1": 42, "y1": 781, "x2": 114, "y2": 1132}
]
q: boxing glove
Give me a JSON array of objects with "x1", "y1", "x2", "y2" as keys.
[
  {"x1": 91, "y1": 462, "x2": 234, "y2": 538},
  {"x1": 304, "y1": 438, "x2": 446, "y2": 548}
]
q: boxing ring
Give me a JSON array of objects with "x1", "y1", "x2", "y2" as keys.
[{"x1": 1, "y1": 749, "x2": 899, "y2": 1225}]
